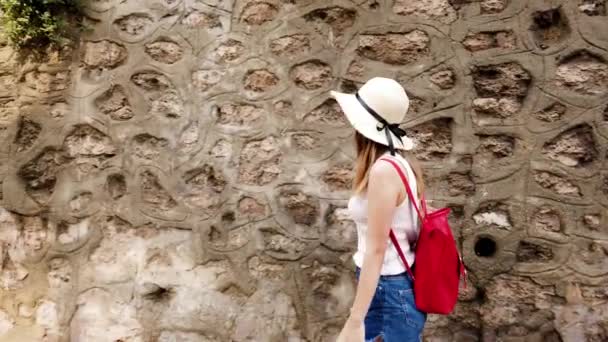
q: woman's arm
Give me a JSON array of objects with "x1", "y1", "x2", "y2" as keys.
[{"x1": 347, "y1": 162, "x2": 402, "y2": 323}]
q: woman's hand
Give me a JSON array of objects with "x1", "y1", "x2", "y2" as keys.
[{"x1": 336, "y1": 317, "x2": 364, "y2": 342}]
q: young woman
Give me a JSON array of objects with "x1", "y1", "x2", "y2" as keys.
[{"x1": 332, "y1": 77, "x2": 427, "y2": 342}]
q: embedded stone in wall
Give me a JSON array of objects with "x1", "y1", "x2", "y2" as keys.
[
  {"x1": 303, "y1": 99, "x2": 347, "y2": 127},
  {"x1": 183, "y1": 10, "x2": 222, "y2": 30},
  {"x1": 82, "y1": 40, "x2": 127, "y2": 69},
  {"x1": 273, "y1": 100, "x2": 292, "y2": 116},
  {"x1": 95, "y1": 85, "x2": 134, "y2": 121},
  {"x1": 114, "y1": 13, "x2": 154, "y2": 38},
  {"x1": 555, "y1": 51, "x2": 608, "y2": 96},
  {"x1": 106, "y1": 173, "x2": 127, "y2": 200},
  {"x1": 582, "y1": 214, "x2": 601, "y2": 230},
  {"x1": 291, "y1": 132, "x2": 322, "y2": 151},
  {"x1": 429, "y1": 69, "x2": 455, "y2": 89},
  {"x1": 260, "y1": 227, "x2": 307, "y2": 259},
  {"x1": 131, "y1": 71, "x2": 174, "y2": 92},
  {"x1": 0, "y1": 210, "x2": 30, "y2": 289},
  {"x1": 479, "y1": 275, "x2": 556, "y2": 333},
  {"x1": 473, "y1": 202, "x2": 512, "y2": 229},
  {"x1": 216, "y1": 103, "x2": 264, "y2": 127},
  {"x1": 70, "y1": 288, "x2": 143, "y2": 342},
  {"x1": 18, "y1": 148, "x2": 68, "y2": 202},
  {"x1": 243, "y1": 69, "x2": 279, "y2": 92},
  {"x1": 477, "y1": 134, "x2": 515, "y2": 159},
  {"x1": 150, "y1": 90, "x2": 184, "y2": 119},
  {"x1": 303, "y1": 6, "x2": 357, "y2": 33},
  {"x1": 393, "y1": 0, "x2": 457, "y2": 24},
  {"x1": 14, "y1": 117, "x2": 41, "y2": 152},
  {"x1": 346, "y1": 59, "x2": 365, "y2": 78},
  {"x1": 69, "y1": 192, "x2": 93, "y2": 215},
  {"x1": 133, "y1": 134, "x2": 169, "y2": 160},
  {"x1": 213, "y1": 39, "x2": 245, "y2": 63},
  {"x1": 210, "y1": 139, "x2": 231, "y2": 159},
  {"x1": 481, "y1": 0, "x2": 509, "y2": 13},
  {"x1": 447, "y1": 172, "x2": 476, "y2": 196},
  {"x1": 278, "y1": 189, "x2": 320, "y2": 225},
  {"x1": 579, "y1": 0, "x2": 606, "y2": 16},
  {"x1": 238, "y1": 196, "x2": 268, "y2": 220},
  {"x1": 0, "y1": 254, "x2": 28, "y2": 290},
  {"x1": 145, "y1": 39, "x2": 184, "y2": 64},
  {"x1": 192, "y1": 70, "x2": 225, "y2": 92},
  {"x1": 248, "y1": 256, "x2": 287, "y2": 281},
  {"x1": 534, "y1": 171, "x2": 581, "y2": 197},
  {"x1": 322, "y1": 164, "x2": 353, "y2": 191},
  {"x1": 63, "y1": 125, "x2": 116, "y2": 159},
  {"x1": 473, "y1": 62, "x2": 531, "y2": 98},
  {"x1": 576, "y1": 241, "x2": 608, "y2": 268},
  {"x1": 35, "y1": 299, "x2": 59, "y2": 339},
  {"x1": 270, "y1": 34, "x2": 311, "y2": 58},
  {"x1": 530, "y1": 7, "x2": 570, "y2": 49},
  {"x1": 290, "y1": 60, "x2": 332, "y2": 90},
  {"x1": 542, "y1": 124, "x2": 598, "y2": 167},
  {"x1": 13, "y1": 215, "x2": 51, "y2": 263},
  {"x1": 472, "y1": 97, "x2": 521, "y2": 118},
  {"x1": 183, "y1": 166, "x2": 226, "y2": 194},
  {"x1": 178, "y1": 121, "x2": 199, "y2": 154},
  {"x1": 516, "y1": 241, "x2": 554, "y2": 262},
  {"x1": 357, "y1": 30, "x2": 430, "y2": 65},
  {"x1": 0, "y1": 309, "x2": 14, "y2": 335},
  {"x1": 140, "y1": 170, "x2": 177, "y2": 210},
  {"x1": 0, "y1": 98, "x2": 18, "y2": 125},
  {"x1": 182, "y1": 165, "x2": 226, "y2": 212},
  {"x1": 533, "y1": 102, "x2": 566, "y2": 122},
  {"x1": 238, "y1": 137, "x2": 282, "y2": 185},
  {"x1": 603, "y1": 175, "x2": 608, "y2": 196},
  {"x1": 533, "y1": 207, "x2": 562, "y2": 233},
  {"x1": 410, "y1": 118, "x2": 453, "y2": 161},
  {"x1": 24, "y1": 70, "x2": 70, "y2": 94},
  {"x1": 325, "y1": 206, "x2": 356, "y2": 250},
  {"x1": 472, "y1": 62, "x2": 531, "y2": 118},
  {"x1": 240, "y1": 1, "x2": 279, "y2": 25},
  {"x1": 463, "y1": 31, "x2": 516, "y2": 51},
  {"x1": 306, "y1": 263, "x2": 352, "y2": 319}
]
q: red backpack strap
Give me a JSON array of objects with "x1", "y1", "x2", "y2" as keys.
[
  {"x1": 380, "y1": 157, "x2": 424, "y2": 282},
  {"x1": 389, "y1": 230, "x2": 415, "y2": 281},
  {"x1": 379, "y1": 157, "x2": 424, "y2": 221}
]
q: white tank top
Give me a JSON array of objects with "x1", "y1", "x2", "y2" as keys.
[{"x1": 348, "y1": 153, "x2": 420, "y2": 275}]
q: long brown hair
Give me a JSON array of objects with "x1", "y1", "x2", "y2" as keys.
[{"x1": 353, "y1": 131, "x2": 425, "y2": 196}]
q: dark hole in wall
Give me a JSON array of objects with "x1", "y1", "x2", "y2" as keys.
[
  {"x1": 222, "y1": 211, "x2": 235, "y2": 222},
  {"x1": 474, "y1": 236, "x2": 497, "y2": 257},
  {"x1": 530, "y1": 7, "x2": 570, "y2": 49},
  {"x1": 208, "y1": 225, "x2": 222, "y2": 242},
  {"x1": 340, "y1": 79, "x2": 359, "y2": 93},
  {"x1": 144, "y1": 285, "x2": 173, "y2": 301},
  {"x1": 516, "y1": 241, "x2": 554, "y2": 262}
]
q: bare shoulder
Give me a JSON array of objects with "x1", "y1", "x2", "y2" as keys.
[{"x1": 368, "y1": 159, "x2": 399, "y2": 185}]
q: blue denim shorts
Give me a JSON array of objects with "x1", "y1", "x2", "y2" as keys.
[{"x1": 356, "y1": 268, "x2": 427, "y2": 342}]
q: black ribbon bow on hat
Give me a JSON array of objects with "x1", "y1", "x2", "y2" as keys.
[{"x1": 355, "y1": 92, "x2": 406, "y2": 155}]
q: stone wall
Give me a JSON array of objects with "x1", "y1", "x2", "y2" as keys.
[{"x1": 0, "y1": 0, "x2": 607, "y2": 341}]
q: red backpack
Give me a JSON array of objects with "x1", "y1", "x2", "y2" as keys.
[{"x1": 381, "y1": 157, "x2": 466, "y2": 315}]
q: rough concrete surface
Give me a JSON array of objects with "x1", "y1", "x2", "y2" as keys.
[{"x1": 0, "y1": 0, "x2": 607, "y2": 341}]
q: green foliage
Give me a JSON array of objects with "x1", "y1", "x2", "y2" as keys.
[{"x1": 0, "y1": 0, "x2": 83, "y2": 49}]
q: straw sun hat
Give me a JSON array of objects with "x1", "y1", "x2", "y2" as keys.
[{"x1": 330, "y1": 77, "x2": 415, "y2": 153}]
